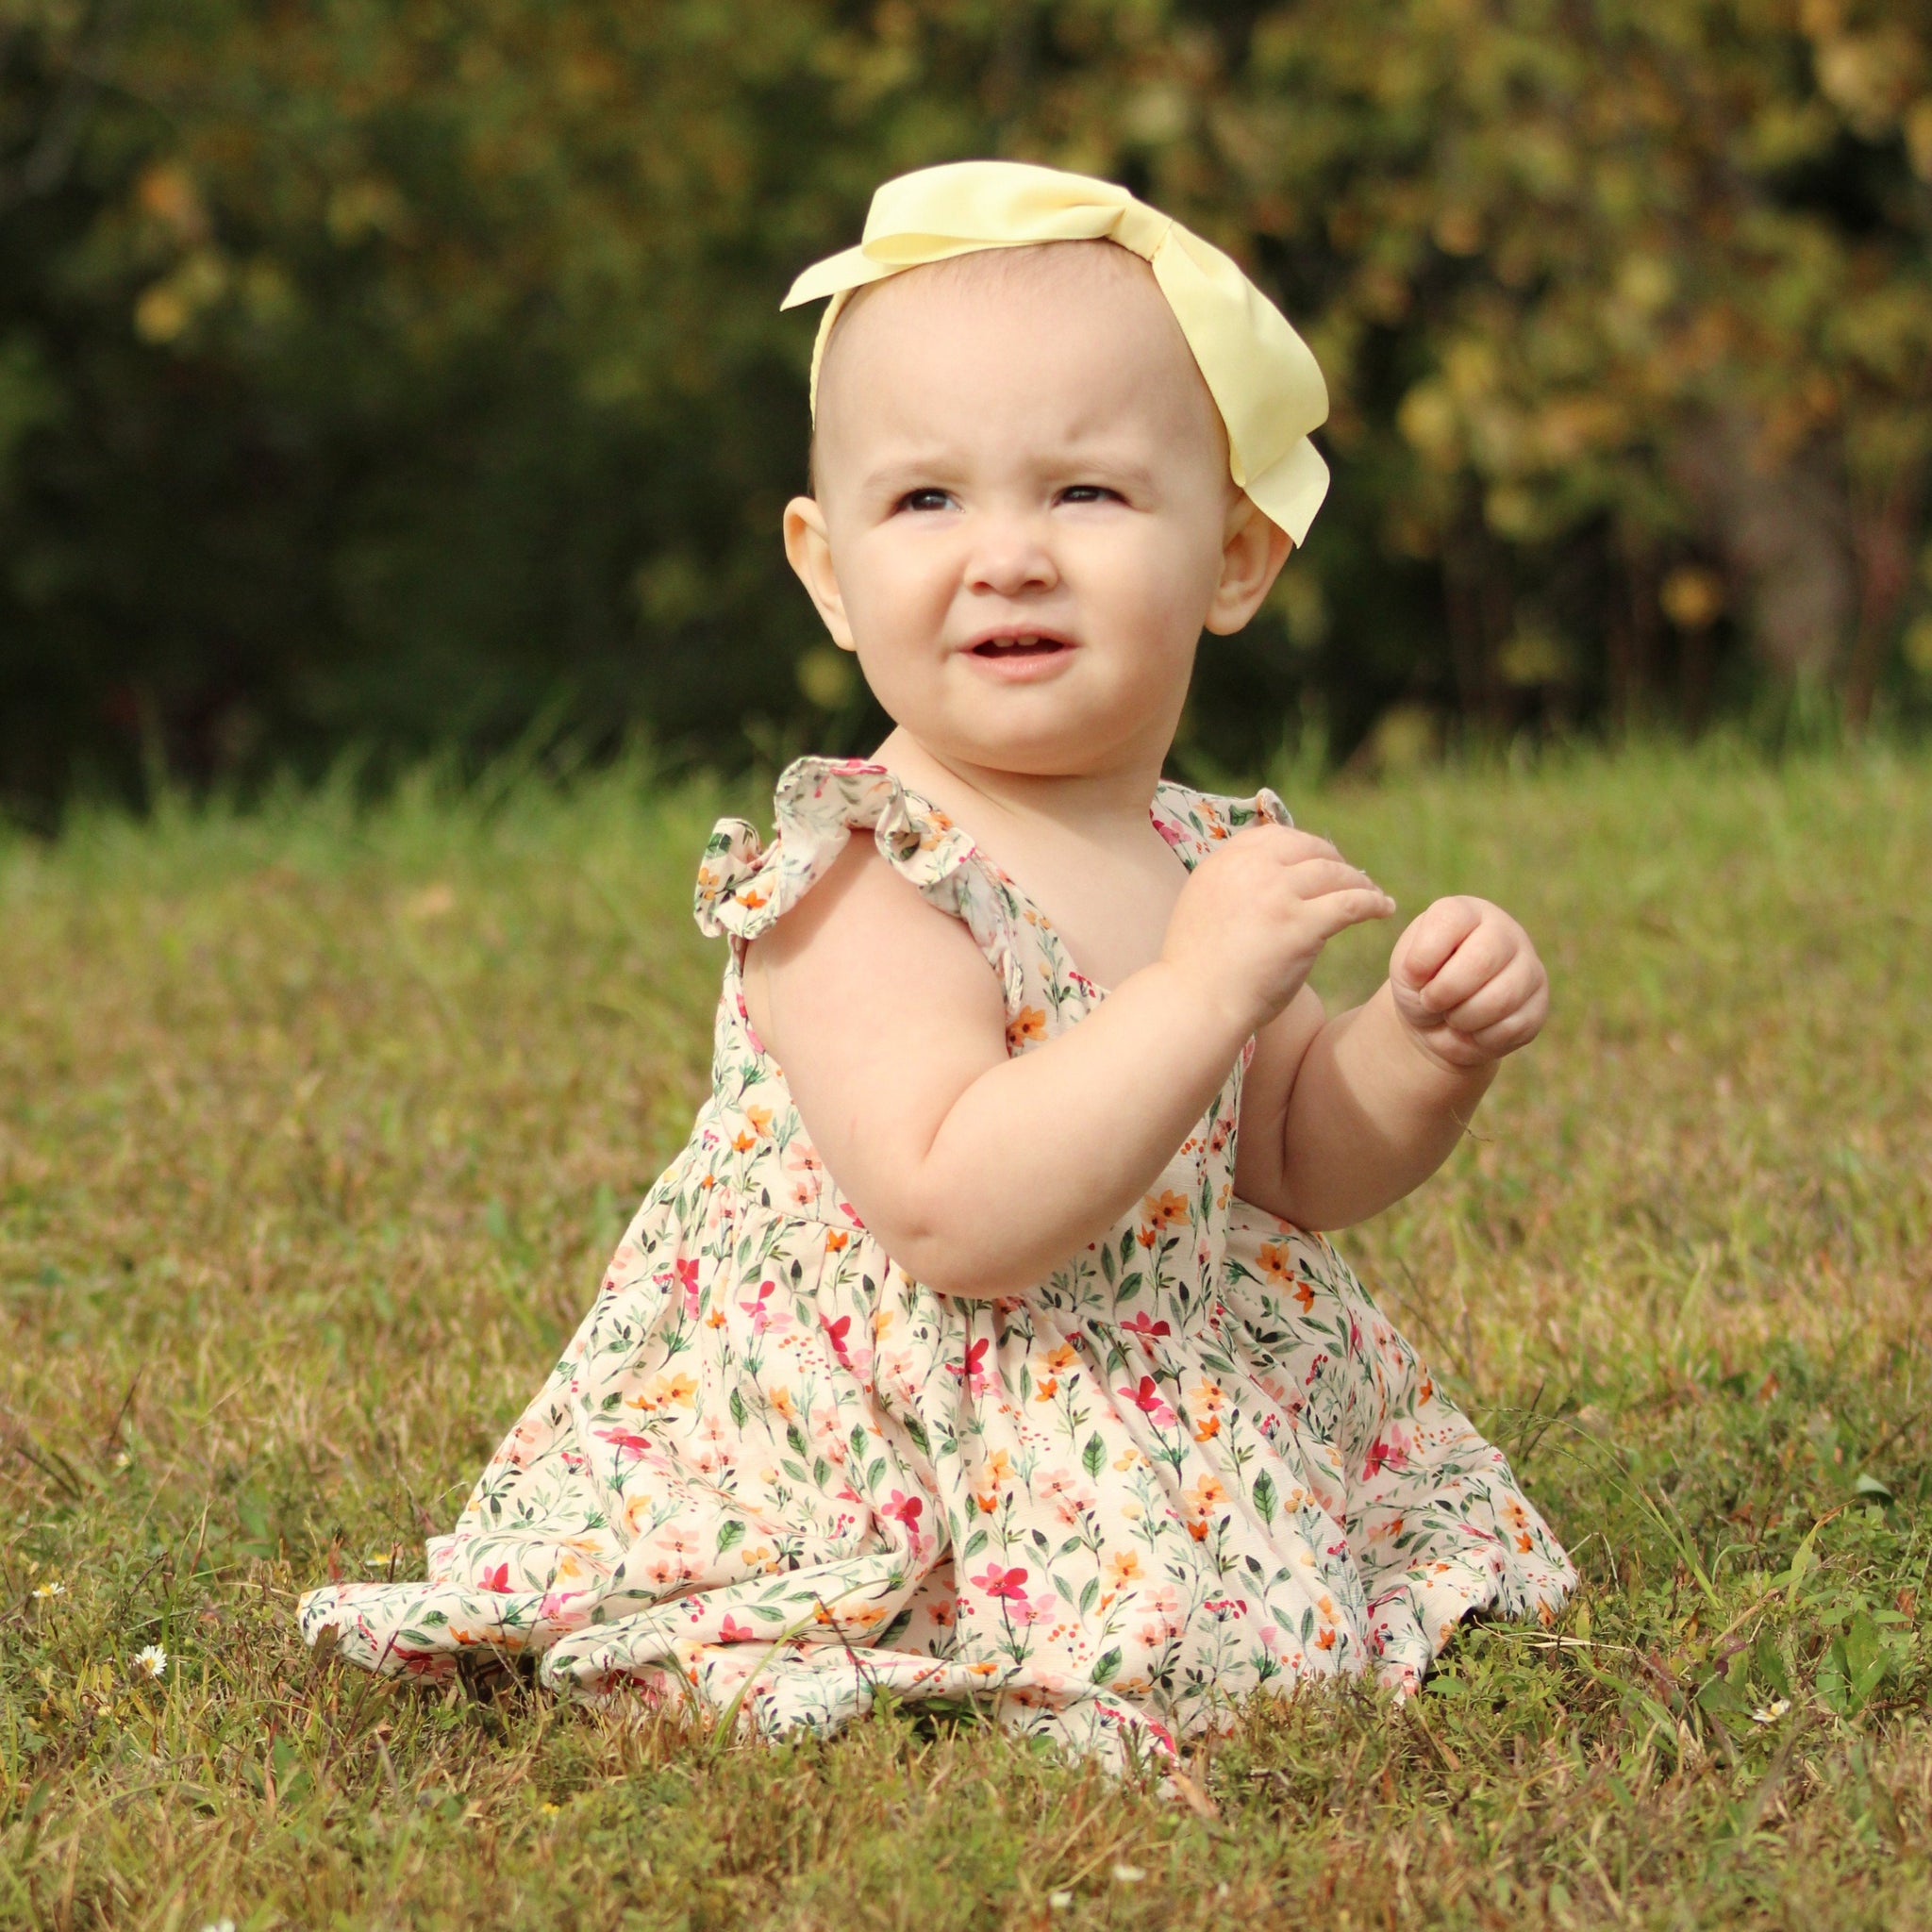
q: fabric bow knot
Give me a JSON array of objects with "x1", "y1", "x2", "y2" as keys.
[{"x1": 782, "y1": 159, "x2": 1330, "y2": 544}]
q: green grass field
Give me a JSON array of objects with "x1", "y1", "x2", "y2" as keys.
[{"x1": 3, "y1": 741, "x2": 1929, "y2": 1930}]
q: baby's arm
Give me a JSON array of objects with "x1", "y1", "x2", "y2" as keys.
[
  {"x1": 1234, "y1": 896, "x2": 1549, "y2": 1229},
  {"x1": 742, "y1": 825, "x2": 1392, "y2": 1298}
]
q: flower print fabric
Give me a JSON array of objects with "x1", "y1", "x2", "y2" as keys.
[{"x1": 297, "y1": 755, "x2": 1574, "y2": 1771}]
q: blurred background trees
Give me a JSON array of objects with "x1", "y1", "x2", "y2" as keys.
[{"x1": 3, "y1": 0, "x2": 1931, "y2": 815}]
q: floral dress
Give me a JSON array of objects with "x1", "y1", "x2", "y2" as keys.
[{"x1": 297, "y1": 755, "x2": 1574, "y2": 1771}]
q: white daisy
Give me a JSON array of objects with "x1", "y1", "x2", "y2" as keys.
[
  {"x1": 1750, "y1": 1696, "x2": 1791, "y2": 1725},
  {"x1": 134, "y1": 1643, "x2": 168, "y2": 1678},
  {"x1": 30, "y1": 1579, "x2": 65, "y2": 1601}
]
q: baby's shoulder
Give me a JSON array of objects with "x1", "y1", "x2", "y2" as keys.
[{"x1": 694, "y1": 755, "x2": 980, "y2": 945}]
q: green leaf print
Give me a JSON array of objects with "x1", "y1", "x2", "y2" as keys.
[
  {"x1": 716, "y1": 1519, "x2": 746, "y2": 1556},
  {"x1": 812, "y1": 1456, "x2": 832, "y2": 1489},
  {"x1": 1091, "y1": 1647, "x2": 1123, "y2": 1686},
  {"x1": 962, "y1": 1526, "x2": 989, "y2": 1560},
  {"x1": 849, "y1": 1424, "x2": 869, "y2": 1464},
  {"x1": 1082, "y1": 1432, "x2": 1106, "y2": 1478},
  {"x1": 729, "y1": 1387, "x2": 748, "y2": 1430},
  {"x1": 1253, "y1": 1471, "x2": 1277, "y2": 1524},
  {"x1": 902, "y1": 1414, "x2": 931, "y2": 1457},
  {"x1": 1079, "y1": 1576, "x2": 1100, "y2": 1617},
  {"x1": 786, "y1": 1423, "x2": 809, "y2": 1460}
]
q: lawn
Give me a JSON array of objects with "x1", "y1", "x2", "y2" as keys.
[{"x1": 2, "y1": 741, "x2": 1928, "y2": 1930}]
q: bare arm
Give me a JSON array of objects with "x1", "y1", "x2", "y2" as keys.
[
  {"x1": 743, "y1": 826, "x2": 1393, "y2": 1298},
  {"x1": 1234, "y1": 895, "x2": 1549, "y2": 1229}
]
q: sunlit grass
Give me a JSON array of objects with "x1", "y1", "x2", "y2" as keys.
[{"x1": 3, "y1": 740, "x2": 1928, "y2": 1928}]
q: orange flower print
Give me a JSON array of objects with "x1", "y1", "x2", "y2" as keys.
[
  {"x1": 1184, "y1": 1474, "x2": 1225, "y2": 1521},
  {"x1": 1143, "y1": 1190, "x2": 1189, "y2": 1228},
  {"x1": 1035, "y1": 1376, "x2": 1058, "y2": 1401},
  {"x1": 1191, "y1": 1414, "x2": 1221, "y2": 1442},
  {"x1": 825, "y1": 1229, "x2": 849, "y2": 1252},
  {"x1": 730, "y1": 1131, "x2": 757, "y2": 1153},
  {"x1": 1293, "y1": 1280, "x2": 1316, "y2": 1313},
  {"x1": 1104, "y1": 1549, "x2": 1142, "y2": 1591},
  {"x1": 1044, "y1": 1342, "x2": 1079, "y2": 1374},
  {"x1": 743, "y1": 1104, "x2": 774, "y2": 1139},
  {"x1": 1006, "y1": 1006, "x2": 1047, "y2": 1052},
  {"x1": 1315, "y1": 1626, "x2": 1337, "y2": 1650},
  {"x1": 1257, "y1": 1242, "x2": 1292, "y2": 1282}
]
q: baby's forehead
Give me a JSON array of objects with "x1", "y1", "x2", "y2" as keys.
[{"x1": 814, "y1": 242, "x2": 1221, "y2": 459}]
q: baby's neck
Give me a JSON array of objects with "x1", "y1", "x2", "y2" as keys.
[{"x1": 870, "y1": 727, "x2": 1165, "y2": 848}]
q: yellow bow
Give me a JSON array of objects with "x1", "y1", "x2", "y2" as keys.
[{"x1": 782, "y1": 159, "x2": 1330, "y2": 545}]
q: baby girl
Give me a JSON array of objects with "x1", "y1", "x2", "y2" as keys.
[{"x1": 299, "y1": 160, "x2": 1574, "y2": 1774}]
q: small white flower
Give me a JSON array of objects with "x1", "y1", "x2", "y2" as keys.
[
  {"x1": 30, "y1": 1579, "x2": 65, "y2": 1601},
  {"x1": 1110, "y1": 1864, "x2": 1147, "y2": 1884},
  {"x1": 1750, "y1": 1697, "x2": 1791, "y2": 1725},
  {"x1": 198, "y1": 1920, "x2": 236, "y2": 1932},
  {"x1": 1047, "y1": 1893, "x2": 1074, "y2": 1912},
  {"x1": 135, "y1": 1644, "x2": 168, "y2": 1678}
]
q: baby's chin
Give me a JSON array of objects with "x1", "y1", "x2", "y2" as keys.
[{"x1": 888, "y1": 710, "x2": 1146, "y2": 782}]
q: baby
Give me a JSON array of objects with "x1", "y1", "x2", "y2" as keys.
[{"x1": 299, "y1": 161, "x2": 1574, "y2": 1774}]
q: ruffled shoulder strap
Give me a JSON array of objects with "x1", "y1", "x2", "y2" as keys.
[
  {"x1": 694, "y1": 758, "x2": 1020, "y2": 999},
  {"x1": 1149, "y1": 775, "x2": 1293, "y2": 870}
]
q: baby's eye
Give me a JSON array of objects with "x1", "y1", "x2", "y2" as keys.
[
  {"x1": 896, "y1": 488, "x2": 954, "y2": 513},
  {"x1": 1058, "y1": 484, "x2": 1122, "y2": 505}
]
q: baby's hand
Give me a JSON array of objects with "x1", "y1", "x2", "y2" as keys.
[
  {"x1": 1162, "y1": 824, "x2": 1395, "y2": 1036},
  {"x1": 1389, "y1": 896, "x2": 1549, "y2": 1070}
]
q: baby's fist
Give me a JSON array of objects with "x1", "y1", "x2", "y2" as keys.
[{"x1": 1389, "y1": 896, "x2": 1548, "y2": 1070}]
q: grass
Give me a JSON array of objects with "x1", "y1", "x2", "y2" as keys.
[{"x1": 1, "y1": 738, "x2": 1929, "y2": 1930}]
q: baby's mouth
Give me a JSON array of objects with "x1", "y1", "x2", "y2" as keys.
[{"x1": 969, "y1": 634, "x2": 1072, "y2": 658}]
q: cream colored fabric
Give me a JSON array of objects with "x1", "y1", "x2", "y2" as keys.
[{"x1": 782, "y1": 159, "x2": 1331, "y2": 544}]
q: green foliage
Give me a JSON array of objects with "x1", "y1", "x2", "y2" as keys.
[
  {"x1": 11, "y1": 0, "x2": 1932, "y2": 803},
  {"x1": 2, "y1": 743, "x2": 1930, "y2": 1924},
  {"x1": 5, "y1": 2, "x2": 1932, "y2": 803}
]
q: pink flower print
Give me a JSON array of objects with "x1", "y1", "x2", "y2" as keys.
[
  {"x1": 479, "y1": 1562, "x2": 512, "y2": 1594},
  {"x1": 882, "y1": 1490, "x2": 924, "y2": 1534},
  {"x1": 719, "y1": 1613, "x2": 757, "y2": 1643},
  {"x1": 1363, "y1": 1432, "x2": 1408, "y2": 1479},
  {"x1": 1117, "y1": 1374, "x2": 1178, "y2": 1428},
  {"x1": 949, "y1": 1336, "x2": 992, "y2": 1394},
  {"x1": 598, "y1": 1427, "x2": 654, "y2": 1463},
  {"x1": 740, "y1": 1279, "x2": 777, "y2": 1334},
  {"x1": 1118, "y1": 1312, "x2": 1173, "y2": 1353},
  {"x1": 676, "y1": 1257, "x2": 701, "y2": 1317},
  {"x1": 970, "y1": 1563, "x2": 1030, "y2": 1601},
  {"x1": 820, "y1": 1312, "x2": 855, "y2": 1370}
]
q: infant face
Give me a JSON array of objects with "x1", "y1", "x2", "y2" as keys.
[{"x1": 792, "y1": 242, "x2": 1245, "y2": 779}]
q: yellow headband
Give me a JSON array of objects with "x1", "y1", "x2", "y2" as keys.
[{"x1": 781, "y1": 159, "x2": 1330, "y2": 545}]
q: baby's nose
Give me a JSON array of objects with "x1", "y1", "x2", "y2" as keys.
[{"x1": 963, "y1": 517, "x2": 1059, "y2": 596}]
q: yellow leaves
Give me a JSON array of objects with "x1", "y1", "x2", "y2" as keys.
[
  {"x1": 1811, "y1": 29, "x2": 1924, "y2": 140},
  {"x1": 137, "y1": 163, "x2": 208, "y2": 242},
  {"x1": 1397, "y1": 381, "x2": 1460, "y2": 471},
  {"x1": 326, "y1": 179, "x2": 414, "y2": 245},
  {"x1": 1661, "y1": 568, "x2": 1725, "y2": 632},
  {"x1": 134, "y1": 253, "x2": 227, "y2": 345}
]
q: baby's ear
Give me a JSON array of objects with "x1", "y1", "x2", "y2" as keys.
[
  {"x1": 783, "y1": 496, "x2": 858, "y2": 651},
  {"x1": 1204, "y1": 500, "x2": 1293, "y2": 636}
]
